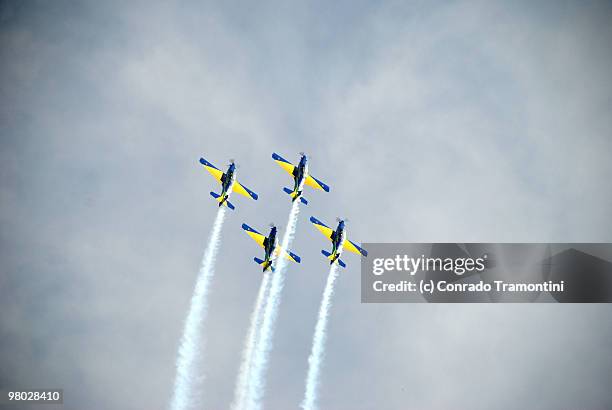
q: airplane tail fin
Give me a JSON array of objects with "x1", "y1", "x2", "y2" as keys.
[
  {"x1": 321, "y1": 250, "x2": 333, "y2": 260},
  {"x1": 210, "y1": 191, "x2": 235, "y2": 210},
  {"x1": 283, "y1": 187, "x2": 308, "y2": 205},
  {"x1": 321, "y1": 250, "x2": 346, "y2": 268},
  {"x1": 283, "y1": 187, "x2": 296, "y2": 198},
  {"x1": 254, "y1": 257, "x2": 274, "y2": 272},
  {"x1": 283, "y1": 187, "x2": 307, "y2": 204}
]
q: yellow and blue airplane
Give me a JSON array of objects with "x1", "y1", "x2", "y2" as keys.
[
  {"x1": 309, "y1": 216, "x2": 368, "y2": 268},
  {"x1": 242, "y1": 223, "x2": 301, "y2": 272},
  {"x1": 199, "y1": 157, "x2": 258, "y2": 210},
  {"x1": 272, "y1": 152, "x2": 330, "y2": 205}
]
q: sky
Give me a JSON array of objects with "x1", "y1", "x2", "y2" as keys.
[{"x1": 1, "y1": 0, "x2": 612, "y2": 409}]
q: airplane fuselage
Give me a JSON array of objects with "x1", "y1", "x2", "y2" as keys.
[
  {"x1": 330, "y1": 221, "x2": 346, "y2": 263},
  {"x1": 262, "y1": 226, "x2": 278, "y2": 270},
  {"x1": 219, "y1": 164, "x2": 237, "y2": 206},
  {"x1": 291, "y1": 155, "x2": 308, "y2": 200}
]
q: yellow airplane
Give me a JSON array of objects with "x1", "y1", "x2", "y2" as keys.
[
  {"x1": 272, "y1": 152, "x2": 329, "y2": 205},
  {"x1": 310, "y1": 216, "x2": 367, "y2": 268},
  {"x1": 199, "y1": 157, "x2": 258, "y2": 210},
  {"x1": 242, "y1": 223, "x2": 301, "y2": 272}
]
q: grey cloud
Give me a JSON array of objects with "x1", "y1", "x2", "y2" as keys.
[{"x1": 1, "y1": 1, "x2": 611, "y2": 409}]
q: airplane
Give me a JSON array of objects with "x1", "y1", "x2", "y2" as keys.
[
  {"x1": 271, "y1": 152, "x2": 330, "y2": 205},
  {"x1": 242, "y1": 223, "x2": 301, "y2": 272},
  {"x1": 309, "y1": 216, "x2": 368, "y2": 268},
  {"x1": 199, "y1": 157, "x2": 258, "y2": 210}
]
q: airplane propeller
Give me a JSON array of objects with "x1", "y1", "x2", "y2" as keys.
[{"x1": 270, "y1": 222, "x2": 283, "y2": 232}]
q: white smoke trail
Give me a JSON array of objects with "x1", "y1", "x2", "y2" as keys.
[
  {"x1": 246, "y1": 202, "x2": 300, "y2": 410},
  {"x1": 231, "y1": 273, "x2": 272, "y2": 410},
  {"x1": 169, "y1": 207, "x2": 227, "y2": 410},
  {"x1": 300, "y1": 264, "x2": 339, "y2": 410}
]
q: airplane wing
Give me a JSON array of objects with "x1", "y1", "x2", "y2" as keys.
[
  {"x1": 284, "y1": 249, "x2": 301, "y2": 263},
  {"x1": 199, "y1": 157, "x2": 223, "y2": 183},
  {"x1": 233, "y1": 182, "x2": 259, "y2": 200},
  {"x1": 242, "y1": 223, "x2": 265, "y2": 248},
  {"x1": 272, "y1": 153, "x2": 296, "y2": 176},
  {"x1": 344, "y1": 239, "x2": 368, "y2": 257},
  {"x1": 305, "y1": 174, "x2": 330, "y2": 192},
  {"x1": 309, "y1": 216, "x2": 334, "y2": 241},
  {"x1": 274, "y1": 247, "x2": 301, "y2": 263}
]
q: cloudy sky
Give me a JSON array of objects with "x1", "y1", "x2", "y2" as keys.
[{"x1": 1, "y1": 0, "x2": 611, "y2": 409}]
